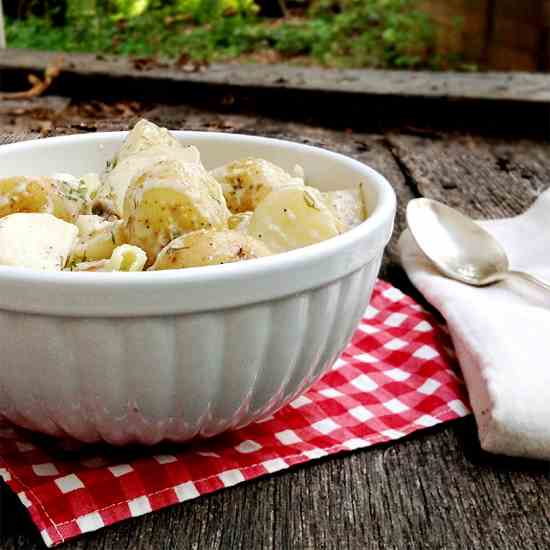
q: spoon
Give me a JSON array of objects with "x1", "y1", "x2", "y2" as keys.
[{"x1": 406, "y1": 198, "x2": 550, "y2": 291}]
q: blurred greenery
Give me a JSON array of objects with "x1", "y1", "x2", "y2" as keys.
[{"x1": 4, "y1": 0, "x2": 465, "y2": 69}]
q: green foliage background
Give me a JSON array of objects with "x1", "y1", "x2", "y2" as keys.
[{"x1": 4, "y1": 0, "x2": 464, "y2": 69}]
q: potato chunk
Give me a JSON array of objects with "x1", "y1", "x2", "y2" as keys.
[
  {"x1": 123, "y1": 160, "x2": 230, "y2": 264},
  {"x1": 152, "y1": 229, "x2": 271, "y2": 270},
  {"x1": 52, "y1": 172, "x2": 102, "y2": 208},
  {"x1": 97, "y1": 119, "x2": 201, "y2": 217},
  {"x1": 116, "y1": 119, "x2": 200, "y2": 162},
  {"x1": 0, "y1": 213, "x2": 78, "y2": 271},
  {"x1": 0, "y1": 176, "x2": 83, "y2": 223},
  {"x1": 210, "y1": 158, "x2": 304, "y2": 213},
  {"x1": 247, "y1": 186, "x2": 343, "y2": 253},
  {"x1": 68, "y1": 215, "x2": 123, "y2": 265},
  {"x1": 0, "y1": 177, "x2": 51, "y2": 218},
  {"x1": 323, "y1": 188, "x2": 366, "y2": 230}
]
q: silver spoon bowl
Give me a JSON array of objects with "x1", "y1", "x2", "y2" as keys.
[{"x1": 406, "y1": 198, "x2": 550, "y2": 291}]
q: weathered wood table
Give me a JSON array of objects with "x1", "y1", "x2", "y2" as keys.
[{"x1": 1, "y1": 103, "x2": 549, "y2": 550}]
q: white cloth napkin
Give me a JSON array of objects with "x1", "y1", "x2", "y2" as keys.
[{"x1": 399, "y1": 189, "x2": 550, "y2": 460}]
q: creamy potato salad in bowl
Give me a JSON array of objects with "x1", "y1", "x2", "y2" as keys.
[
  {"x1": 0, "y1": 120, "x2": 367, "y2": 273},
  {"x1": 0, "y1": 121, "x2": 395, "y2": 444}
]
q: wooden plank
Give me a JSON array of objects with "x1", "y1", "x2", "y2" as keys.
[
  {"x1": 487, "y1": 46, "x2": 539, "y2": 72},
  {"x1": 1, "y1": 49, "x2": 549, "y2": 138},
  {"x1": 1, "y1": 49, "x2": 550, "y2": 104},
  {"x1": 492, "y1": 19, "x2": 541, "y2": 52},
  {"x1": 493, "y1": 0, "x2": 544, "y2": 20},
  {"x1": 0, "y1": 96, "x2": 70, "y2": 115},
  {"x1": 423, "y1": 0, "x2": 547, "y2": 70},
  {"x1": 386, "y1": 134, "x2": 550, "y2": 218},
  {"x1": 422, "y1": 0, "x2": 489, "y2": 61}
]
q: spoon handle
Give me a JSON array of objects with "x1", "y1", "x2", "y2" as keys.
[{"x1": 509, "y1": 271, "x2": 550, "y2": 292}]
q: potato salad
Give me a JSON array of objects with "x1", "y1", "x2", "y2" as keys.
[{"x1": 0, "y1": 120, "x2": 366, "y2": 272}]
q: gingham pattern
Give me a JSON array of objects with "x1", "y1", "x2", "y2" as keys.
[{"x1": 0, "y1": 280, "x2": 470, "y2": 547}]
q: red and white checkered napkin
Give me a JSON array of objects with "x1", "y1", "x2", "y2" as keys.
[{"x1": 0, "y1": 280, "x2": 470, "y2": 547}]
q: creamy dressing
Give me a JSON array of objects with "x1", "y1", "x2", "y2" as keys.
[
  {"x1": 104, "y1": 145, "x2": 202, "y2": 216},
  {"x1": 0, "y1": 213, "x2": 78, "y2": 271},
  {"x1": 76, "y1": 214, "x2": 115, "y2": 236}
]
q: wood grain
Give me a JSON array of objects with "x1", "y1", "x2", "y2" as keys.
[
  {"x1": 3, "y1": 49, "x2": 550, "y2": 103},
  {"x1": 2, "y1": 51, "x2": 550, "y2": 138},
  {"x1": 1, "y1": 117, "x2": 550, "y2": 550},
  {"x1": 386, "y1": 134, "x2": 550, "y2": 217}
]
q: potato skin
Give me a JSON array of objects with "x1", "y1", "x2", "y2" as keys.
[
  {"x1": 123, "y1": 160, "x2": 230, "y2": 264},
  {"x1": 98, "y1": 145, "x2": 202, "y2": 218},
  {"x1": 97, "y1": 119, "x2": 201, "y2": 217},
  {"x1": 152, "y1": 229, "x2": 271, "y2": 270},
  {"x1": 69, "y1": 215, "x2": 123, "y2": 265},
  {"x1": 0, "y1": 176, "x2": 83, "y2": 223},
  {"x1": 210, "y1": 158, "x2": 304, "y2": 213}
]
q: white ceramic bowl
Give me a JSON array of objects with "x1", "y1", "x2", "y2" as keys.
[{"x1": 0, "y1": 132, "x2": 396, "y2": 445}]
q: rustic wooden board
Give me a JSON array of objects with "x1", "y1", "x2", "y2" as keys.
[
  {"x1": 2, "y1": 50, "x2": 550, "y2": 138},
  {"x1": 2, "y1": 49, "x2": 550, "y2": 103},
  {"x1": 1, "y1": 116, "x2": 550, "y2": 550},
  {"x1": 386, "y1": 134, "x2": 550, "y2": 217},
  {"x1": 424, "y1": 0, "x2": 549, "y2": 71}
]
